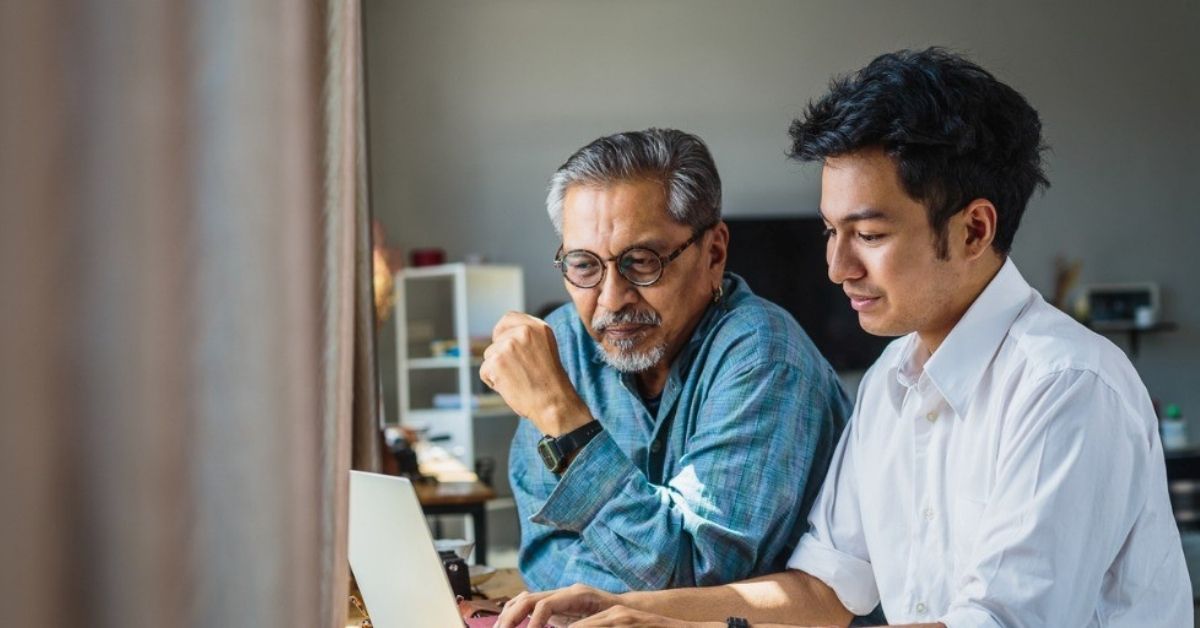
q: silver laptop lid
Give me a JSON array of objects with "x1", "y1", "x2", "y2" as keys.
[{"x1": 348, "y1": 471, "x2": 463, "y2": 628}]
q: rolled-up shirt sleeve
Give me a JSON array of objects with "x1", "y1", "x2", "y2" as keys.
[{"x1": 787, "y1": 416, "x2": 880, "y2": 616}]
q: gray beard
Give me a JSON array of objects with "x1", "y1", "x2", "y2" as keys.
[
  {"x1": 594, "y1": 338, "x2": 667, "y2": 374},
  {"x1": 590, "y1": 307, "x2": 666, "y2": 374}
]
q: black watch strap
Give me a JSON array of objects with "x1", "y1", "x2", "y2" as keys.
[
  {"x1": 538, "y1": 421, "x2": 603, "y2": 473},
  {"x1": 726, "y1": 618, "x2": 750, "y2": 628},
  {"x1": 554, "y1": 420, "x2": 604, "y2": 455}
]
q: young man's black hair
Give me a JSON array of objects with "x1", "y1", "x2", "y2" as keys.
[{"x1": 788, "y1": 47, "x2": 1049, "y2": 258}]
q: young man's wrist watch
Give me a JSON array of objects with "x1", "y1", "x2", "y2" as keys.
[{"x1": 536, "y1": 420, "x2": 603, "y2": 474}]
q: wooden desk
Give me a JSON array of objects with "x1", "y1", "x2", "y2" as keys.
[
  {"x1": 347, "y1": 568, "x2": 526, "y2": 627},
  {"x1": 415, "y1": 479, "x2": 496, "y2": 563},
  {"x1": 411, "y1": 441, "x2": 498, "y2": 563},
  {"x1": 474, "y1": 567, "x2": 526, "y2": 599}
]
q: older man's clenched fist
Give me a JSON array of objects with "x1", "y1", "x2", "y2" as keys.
[{"x1": 479, "y1": 311, "x2": 595, "y2": 437}]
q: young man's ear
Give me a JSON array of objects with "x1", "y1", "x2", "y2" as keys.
[{"x1": 959, "y1": 199, "x2": 998, "y2": 260}]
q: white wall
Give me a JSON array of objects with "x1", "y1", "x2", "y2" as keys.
[{"x1": 365, "y1": 1, "x2": 1200, "y2": 428}]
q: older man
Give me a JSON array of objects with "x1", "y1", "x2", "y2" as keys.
[
  {"x1": 498, "y1": 50, "x2": 1191, "y2": 627},
  {"x1": 478, "y1": 129, "x2": 850, "y2": 592}
]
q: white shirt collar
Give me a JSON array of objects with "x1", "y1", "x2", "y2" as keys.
[{"x1": 894, "y1": 257, "x2": 1034, "y2": 420}]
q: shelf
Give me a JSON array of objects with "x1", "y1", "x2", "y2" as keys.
[
  {"x1": 407, "y1": 356, "x2": 483, "y2": 370},
  {"x1": 405, "y1": 406, "x2": 518, "y2": 419},
  {"x1": 400, "y1": 262, "x2": 523, "y2": 281},
  {"x1": 394, "y1": 263, "x2": 524, "y2": 470},
  {"x1": 484, "y1": 497, "x2": 517, "y2": 512},
  {"x1": 1088, "y1": 321, "x2": 1178, "y2": 358},
  {"x1": 1088, "y1": 321, "x2": 1177, "y2": 333},
  {"x1": 407, "y1": 357, "x2": 459, "y2": 369},
  {"x1": 472, "y1": 406, "x2": 519, "y2": 419},
  {"x1": 400, "y1": 263, "x2": 465, "y2": 280}
]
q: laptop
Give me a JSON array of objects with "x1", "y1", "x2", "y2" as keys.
[{"x1": 348, "y1": 471, "x2": 526, "y2": 628}]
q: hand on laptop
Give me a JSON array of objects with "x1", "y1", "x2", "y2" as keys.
[
  {"x1": 481, "y1": 312, "x2": 594, "y2": 437},
  {"x1": 497, "y1": 584, "x2": 618, "y2": 627},
  {"x1": 565, "y1": 606, "x2": 718, "y2": 627},
  {"x1": 496, "y1": 584, "x2": 727, "y2": 627}
]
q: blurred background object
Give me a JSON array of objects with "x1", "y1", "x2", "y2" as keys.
[
  {"x1": 1053, "y1": 256, "x2": 1083, "y2": 312},
  {"x1": 373, "y1": 218, "x2": 405, "y2": 326}
]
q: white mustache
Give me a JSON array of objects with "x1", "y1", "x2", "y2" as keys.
[{"x1": 592, "y1": 308, "x2": 662, "y2": 332}]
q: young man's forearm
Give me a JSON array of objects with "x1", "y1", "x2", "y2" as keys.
[
  {"x1": 752, "y1": 625, "x2": 943, "y2": 628},
  {"x1": 619, "y1": 569, "x2": 855, "y2": 626}
]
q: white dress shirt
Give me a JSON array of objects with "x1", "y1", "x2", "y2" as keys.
[{"x1": 788, "y1": 259, "x2": 1192, "y2": 627}]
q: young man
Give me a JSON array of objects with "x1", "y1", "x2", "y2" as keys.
[
  {"x1": 481, "y1": 129, "x2": 849, "y2": 592},
  {"x1": 497, "y1": 49, "x2": 1192, "y2": 627}
]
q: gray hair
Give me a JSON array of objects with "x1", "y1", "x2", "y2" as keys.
[{"x1": 546, "y1": 128, "x2": 722, "y2": 235}]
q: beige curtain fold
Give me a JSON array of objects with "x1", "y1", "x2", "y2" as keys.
[
  {"x1": 324, "y1": 0, "x2": 377, "y2": 625},
  {"x1": 343, "y1": 0, "x2": 383, "y2": 476},
  {"x1": 1, "y1": 1, "x2": 368, "y2": 626}
]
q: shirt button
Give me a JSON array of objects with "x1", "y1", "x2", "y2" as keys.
[
  {"x1": 925, "y1": 411, "x2": 937, "y2": 423},
  {"x1": 915, "y1": 602, "x2": 927, "y2": 614},
  {"x1": 650, "y1": 440, "x2": 662, "y2": 453},
  {"x1": 922, "y1": 507, "x2": 935, "y2": 521}
]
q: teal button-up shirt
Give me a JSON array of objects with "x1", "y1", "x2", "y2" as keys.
[{"x1": 510, "y1": 273, "x2": 851, "y2": 592}]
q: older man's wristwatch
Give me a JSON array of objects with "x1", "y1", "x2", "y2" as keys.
[{"x1": 537, "y1": 420, "x2": 604, "y2": 473}]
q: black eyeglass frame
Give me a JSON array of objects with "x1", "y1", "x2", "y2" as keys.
[{"x1": 553, "y1": 227, "x2": 711, "y2": 289}]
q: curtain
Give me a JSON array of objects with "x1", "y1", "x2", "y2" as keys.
[{"x1": 0, "y1": 1, "x2": 369, "y2": 626}]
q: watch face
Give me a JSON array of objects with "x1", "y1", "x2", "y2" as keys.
[{"x1": 537, "y1": 438, "x2": 562, "y2": 472}]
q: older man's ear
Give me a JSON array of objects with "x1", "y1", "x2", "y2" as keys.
[{"x1": 706, "y1": 221, "x2": 730, "y2": 273}]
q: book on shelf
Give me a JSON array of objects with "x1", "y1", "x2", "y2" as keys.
[{"x1": 432, "y1": 393, "x2": 507, "y2": 410}]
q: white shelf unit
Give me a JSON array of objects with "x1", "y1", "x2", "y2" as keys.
[{"x1": 392, "y1": 263, "x2": 524, "y2": 468}]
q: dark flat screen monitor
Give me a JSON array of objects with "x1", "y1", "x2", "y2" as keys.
[{"x1": 725, "y1": 216, "x2": 891, "y2": 371}]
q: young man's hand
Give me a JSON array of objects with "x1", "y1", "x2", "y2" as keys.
[
  {"x1": 496, "y1": 583, "x2": 622, "y2": 627},
  {"x1": 569, "y1": 605, "x2": 722, "y2": 627}
]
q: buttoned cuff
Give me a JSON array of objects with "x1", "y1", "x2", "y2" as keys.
[
  {"x1": 939, "y1": 604, "x2": 1002, "y2": 628},
  {"x1": 786, "y1": 533, "x2": 879, "y2": 616},
  {"x1": 530, "y1": 431, "x2": 635, "y2": 532}
]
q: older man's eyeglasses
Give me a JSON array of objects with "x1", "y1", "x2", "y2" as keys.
[{"x1": 554, "y1": 229, "x2": 707, "y2": 289}]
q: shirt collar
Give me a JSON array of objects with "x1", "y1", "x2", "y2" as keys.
[{"x1": 897, "y1": 258, "x2": 1034, "y2": 419}]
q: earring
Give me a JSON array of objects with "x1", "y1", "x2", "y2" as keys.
[{"x1": 712, "y1": 284, "x2": 724, "y2": 303}]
